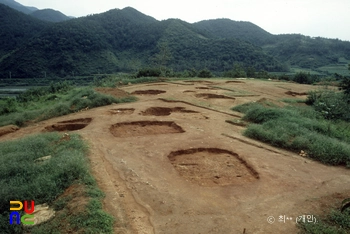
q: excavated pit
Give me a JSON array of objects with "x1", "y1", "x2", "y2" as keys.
[
  {"x1": 184, "y1": 80, "x2": 214, "y2": 84},
  {"x1": 109, "y1": 121, "x2": 185, "y2": 137},
  {"x1": 285, "y1": 91, "x2": 308, "y2": 96},
  {"x1": 109, "y1": 108, "x2": 135, "y2": 115},
  {"x1": 195, "y1": 87, "x2": 217, "y2": 90},
  {"x1": 183, "y1": 90, "x2": 196, "y2": 93},
  {"x1": 195, "y1": 93, "x2": 236, "y2": 100},
  {"x1": 131, "y1": 90, "x2": 166, "y2": 95},
  {"x1": 45, "y1": 118, "x2": 92, "y2": 132},
  {"x1": 168, "y1": 148, "x2": 259, "y2": 186},
  {"x1": 140, "y1": 107, "x2": 198, "y2": 116},
  {"x1": 226, "y1": 81, "x2": 245, "y2": 84}
]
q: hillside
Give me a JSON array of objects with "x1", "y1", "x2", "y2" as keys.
[
  {"x1": 264, "y1": 34, "x2": 350, "y2": 69},
  {"x1": 194, "y1": 18, "x2": 350, "y2": 71},
  {"x1": 0, "y1": 0, "x2": 37, "y2": 14},
  {"x1": 0, "y1": 5, "x2": 349, "y2": 78},
  {"x1": 0, "y1": 7, "x2": 284, "y2": 78},
  {"x1": 30, "y1": 9, "x2": 71, "y2": 22},
  {"x1": 0, "y1": 4, "x2": 50, "y2": 58},
  {"x1": 194, "y1": 18, "x2": 275, "y2": 46}
]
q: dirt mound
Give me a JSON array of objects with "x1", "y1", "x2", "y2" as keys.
[
  {"x1": 140, "y1": 107, "x2": 198, "y2": 116},
  {"x1": 0, "y1": 125, "x2": 19, "y2": 137},
  {"x1": 45, "y1": 118, "x2": 92, "y2": 132},
  {"x1": 285, "y1": 91, "x2": 308, "y2": 96},
  {"x1": 109, "y1": 121, "x2": 185, "y2": 137},
  {"x1": 168, "y1": 148, "x2": 259, "y2": 186},
  {"x1": 195, "y1": 93, "x2": 236, "y2": 100},
  {"x1": 22, "y1": 204, "x2": 55, "y2": 226},
  {"x1": 95, "y1": 87, "x2": 130, "y2": 98},
  {"x1": 131, "y1": 90, "x2": 166, "y2": 95},
  {"x1": 109, "y1": 108, "x2": 135, "y2": 115},
  {"x1": 226, "y1": 81, "x2": 245, "y2": 84}
]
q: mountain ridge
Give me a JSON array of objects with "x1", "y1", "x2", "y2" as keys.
[{"x1": 0, "y1": 4, "x2": 349, "y2": 78}]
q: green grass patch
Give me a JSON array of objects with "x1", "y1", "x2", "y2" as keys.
[
  {"x1": 233, "y1": 103, "x2": 350, "y2": 167},
  {"x1": 0, "y1": 133, "x2": 114, "y2": 233},
  {"x1": 93, "y1": 74, "x2": 165, "y2": 87},
  {"x1": 0, "y1": 87, "x2": 137, "y2": 127},
  {"x1": 298, "y1": 209, "x2": 350, "y2": 234},
  {"x1": 280, "y1": 98, "x2": 306, "y2": 104}
]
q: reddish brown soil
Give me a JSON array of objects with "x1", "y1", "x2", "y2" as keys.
[
  {"x1": 140, "y1": 107, "x2": 198, "y2": 116},
  {"x1": 1, "y1": 79, "x2": 350, "y2": 234},
  {"x1": 44, "y1": 118, "x2": 92, "y2": 132},
  {"x1": 226, "y1": 80, "x2": 246, "y2": 83},
  {"x1": 109, "y1": 121, "x2": 185, "y2": 137},
  {"x1": 195, "y1": 93, "x2": 236, "y2": 100},
  {"x1": 0, "y1": 125, "x2": 19, "y2": 137},
  {"x1": 168, "y1": 148, "x2": 259, "y2": 187},
  {"x1": 183, "y1": 90, "x2": 196, "y2": 93},
  {"x1": 108, "y1": 108, "x2": 135, "y2": 115},
  {"x1": 131, "y1": 90, "x2": 166, "y2": 95},
  {"x1": 285, "y1": 90, "x2": 308, "y2": 96}
]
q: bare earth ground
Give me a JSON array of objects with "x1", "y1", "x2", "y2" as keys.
[{"x1": 1, "y1": 79, "x2": 350, "y2": 234}]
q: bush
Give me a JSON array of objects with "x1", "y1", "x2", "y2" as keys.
[
  {"x1": 307, "y1": 90, "x2": 350, "y2": 121},
  {"x1": 340, "y1": 77, "x2": 350, "y2": 95},
  {"x1": 197, "y1": 69, "x2": 213, "y2": 78},
  {"x1": 136, "y1": 68, "x2": 161, "y2": 78}
]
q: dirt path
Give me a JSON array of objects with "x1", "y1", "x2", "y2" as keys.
[{"x1": 1, "y1": 79, "x2": 350, "y2": 234}]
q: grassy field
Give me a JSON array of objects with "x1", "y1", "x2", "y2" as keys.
[
  {"x1": 232, "y1": 102, "x2": 350, "y2": 167},
  {"x1": 0, "y1": 133, "x2": 114, "y2": 233},
  {"x1": 298, "y1": 208, "x2": 350, "y2": 234},
  {"x1": 0, "y1": 83, "x2": 137, "y2": 127}
]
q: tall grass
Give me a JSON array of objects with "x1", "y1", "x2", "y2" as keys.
[
  {"x1": 298, "y1": 209, "x2": 350, "y2": 234},
  {"x1": 0, "y1": 133, "x2": 114, "y2": 233},
  {"x1": 0, "y1": 87, "x2": 137, "y2": 127},
  {"x1": 233, "y1": 103, "x2": 350, "y2": 167}
]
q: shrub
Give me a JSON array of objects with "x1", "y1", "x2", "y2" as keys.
[
  {"x1": 308, "y1": 90, "x2": 350, "y2": 121},
  {"x1": 340, "y1": 76, "x2": 350, "y2": 95},
  {"x1": 136, "y1": 68, "x2": 161, "y2": 78},
  {"x1": 197, "y1": 69, "x2": 213, "y2": 78}
]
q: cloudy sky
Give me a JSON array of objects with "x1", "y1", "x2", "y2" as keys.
[{"x1": 17, "y1": 0, "x2": 350, "y2": 41}]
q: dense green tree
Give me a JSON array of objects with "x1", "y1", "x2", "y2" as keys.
[{"x1": 197, "y1": 69, "x2": 213, "y2": 78}]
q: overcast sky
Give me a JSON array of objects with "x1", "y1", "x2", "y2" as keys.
[{"x1": 17, "y1": 0, "x2": 350, "y2": 41}]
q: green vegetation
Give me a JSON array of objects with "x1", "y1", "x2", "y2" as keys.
[
  {"x1": 0, "y1": 133, "x2": 114, "y2": 233},
  {"x1": 232, "y1": 102, "x2": 350, "y2": 167},
  {"x1": 197, "y1": 69, "x2": 213, "y2": 78},
  {"x1": 0, "y1": 82, "x2": 137, "y2": 127},
  {"x1": 298, "y1": 208, "x2": 350, "y2": 234}
]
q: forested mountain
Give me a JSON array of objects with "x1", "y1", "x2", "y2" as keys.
[
  {"x1": 194, "y1": 19, "x2": 350, "y2": 70},
  {"x1": 0, "y1": 4, "x2": 349, "y2": 78},
  {"x1": 0, "y1": 4, "x2": 50, "y2": 58},
  {"x1": 194, "y1": 19, "x2": 275, "y2": 46},
  {"x1": 0, "y1": 0, "x2": 37, "y2": 14},
  {"x1": 265, "y1": 34, "x2": 350, "y2": 69},
  {"x1": 30, "y1": 9, "x2": 71, "y2": 22},
  {"x1": 0, "y1": 0, "x2": 70, "y2": 22},
  {"x1": 0, "y1": 6, "x2": 283, "y2": 78}
]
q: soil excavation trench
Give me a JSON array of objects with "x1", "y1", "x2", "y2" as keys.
[{"x1": 1, "y1": 80, "x2": 350, "y2": 234}]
